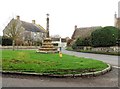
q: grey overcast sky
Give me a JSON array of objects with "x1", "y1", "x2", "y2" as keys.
[{"x1": 0, "y1": 0, "x2": 119, "y2": 38}]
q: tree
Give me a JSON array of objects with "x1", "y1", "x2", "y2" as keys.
[
  {"x1": 3, "y1": 19, "x2": 24, "y2": 50},
  {"x1": 0, "y1": 36, "x2": 2, "y2": 45},
  {"x1": 67, "y1": 39, "x2": 73, "y2": 46},
  {"x1": 91, "y1": 26, "x2": 118, "y2": 47}
]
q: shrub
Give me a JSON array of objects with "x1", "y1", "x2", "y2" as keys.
[
  {"x1": 66, "y1": 46, "x2": 73, "y2": 51},
  {"x1": 74, "y1": 37, "x2": 91, "y2": 45},
  {"x1": 34, "y1": 40, "x2": 42, "y2": 46},
  {"x1": 72, "y1": 37, "x2": 91, "y2": 49},
  {"x1": 72, "y1": 43, "x2": 77, "y2": 49},
  {"x1": 81, "y1": 37, "x2": 91, "y2": 46},
  {"x1": 91, "y1": 26, "x2": 118, "y2": 47},
  {"x1": 2, "y1": 36, "x2": 12, "y2": 46},
  {"x1": 75, "y1": 38, "x2": 83, "y2": 46},
  {"x1": 117, "y1": 29, "x2": 120, "y2": 46}
]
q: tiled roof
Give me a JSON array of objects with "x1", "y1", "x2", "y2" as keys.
[{"x1": 21, "y1": 21, "x2": 46, "y2": 33}]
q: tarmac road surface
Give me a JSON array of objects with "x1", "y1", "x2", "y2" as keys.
[
  {"x1": 2, "y1": 67, "x2": 119, "y2": 87},
  {"x1": 62, "y1": 49, "x2": 119, "y2": 67},
  {"x1": 2, "y1": 49, "x2": 119, "y2": 87}
]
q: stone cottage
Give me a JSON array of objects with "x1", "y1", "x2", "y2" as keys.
[
  {"x1": 3, "y1": 16, "x2": 46, "y2": 46},
  {"x1": 71, "y1": 25, "x2": 102, "y2": 40}
]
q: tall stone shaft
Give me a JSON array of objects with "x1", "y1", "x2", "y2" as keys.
[{"x1": 46, "y1": 14, "x2": 49, "y2": 38}]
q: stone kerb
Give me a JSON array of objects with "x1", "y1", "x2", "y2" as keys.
[{"x1": 2, "y1": 64, "x2": 112, "y2": 78}]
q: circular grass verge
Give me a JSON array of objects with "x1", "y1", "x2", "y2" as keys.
[{"x1": 2, "y1": 50, "x2": 109, "y2": 75}]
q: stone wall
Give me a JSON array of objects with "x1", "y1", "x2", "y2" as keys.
[
  {"x1": 84, "y1": 46, "x2": 120, "y2": 53},
  {"x1": 0, "y1": 46, "x2": 39, "y2": 49}
]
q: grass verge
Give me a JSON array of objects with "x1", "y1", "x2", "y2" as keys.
[{"x1": 1, "y1": 50, "x2": 108, "y2": 75}]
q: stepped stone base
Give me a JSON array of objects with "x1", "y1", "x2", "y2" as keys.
[
  {"x1": 37, "y1": 38, "x2": 58, "y2": 53},
  {"x1": 37, "y1": 50, "x2": 58, "y2": 53}
]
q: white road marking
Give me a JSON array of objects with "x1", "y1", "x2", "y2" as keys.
[{"x1": 112, "y1": 66, "x2": 120, "y2": 69}]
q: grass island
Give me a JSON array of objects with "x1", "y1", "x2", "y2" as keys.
[{"x1": 2, "y1": 50, "x2": 108, "y2": 75}]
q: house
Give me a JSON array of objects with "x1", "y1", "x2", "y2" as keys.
[
  {"x1": 51, "y1": 37, "x2": 69, "y2": 48},
  {"x1": 3, "y1": 16, "x2": 46, "y2": 46}
]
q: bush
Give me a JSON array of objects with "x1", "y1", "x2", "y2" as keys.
[
  {"x1": 91, "y1": 26, "x2": 118, "y2": 47},
  {"x1": 66, "y1": 46, "x2": 73, "y2": 51},
  {"x1": 72, "y1": 43, "x2": 77, "y2": 49},
  {"x1": 117, "y1": 29, "x2": 120, "y2": 46},
  {"x1": 81, "y1": 37, "x2": 91, "y2": 46},
  {"x1": 34, "y1": 41, "x2": 42, "y2": 46},
  {"x1": 75, "y1": 38, "x2": 83, "y2": 46},
  {"x1": 2, "y1": 36, "x2": 12, "y2": 46},
  {"x1": 77, "y1": 37, "x2": 91, "y2": 46},
  {"x1": 72, "y1": 37, "x2": 91, "y2": 49}
]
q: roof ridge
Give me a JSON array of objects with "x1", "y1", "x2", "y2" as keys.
[
  {"x1": 16, "y1": 19, "x2": 46, "y2": 32},
  {"x1": 36, "y1": 24, "x2": 46, "y2": 32},
  {"x1": 77, "y1": 26, "x2": 102, "y2": 29}
]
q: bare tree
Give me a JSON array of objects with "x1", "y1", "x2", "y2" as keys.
[{"x1": 4, "y1": 19, "x2": 24, "y2": 50}]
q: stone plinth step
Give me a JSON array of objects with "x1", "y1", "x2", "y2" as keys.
[{"x1": 36, "y1": 50, "x2": 58, "y2": 53}]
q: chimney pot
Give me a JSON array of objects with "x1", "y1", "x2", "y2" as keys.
[
  {"x1": 114, "y1": 12, "x2": 117, "y2": 19},
  {"x1": 75, "y1": 25, "x2": 77, "y2": 29},
  {"x1": 16, "y1": 15, "x2": 20, "y2": 20},
  {"x1": 32, "y1": 20, "x2": 36, "y2": 24}
]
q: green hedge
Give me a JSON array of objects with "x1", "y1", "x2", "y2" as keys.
[
  {"x1": 91, "y1": 26, "x2": 119, "y2": 47},
  {"x1": 72, "y1": 37, "x2": 91, "y2": 49}
]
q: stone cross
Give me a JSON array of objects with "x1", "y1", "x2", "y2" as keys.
[{"x1": 46, "y1": 13, "x2": 49, "y2": 38}]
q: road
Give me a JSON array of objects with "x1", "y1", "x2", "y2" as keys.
[
  {"x1": 62, "y1": 49, "x2": 119, "y2": 67},
  {"x1": 2, "y1": 49, "x2": 119, "y2": 87},
  {"x1": 2, "y1": 67, "x2": 119, "y2": 87}
]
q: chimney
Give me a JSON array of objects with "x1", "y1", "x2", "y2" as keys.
[
  {"x1": 16, "y1": 15, "x2": 20, "y2": 20},
  {"x1": 32, "y1": 20, "x2": 36, "y2": 24},
  {"x1": 114, "y1": 12, "x2": 117, "y2": 19},
  {"x1": 75, "y1": 25, "x2": 77, "y2": 30}
]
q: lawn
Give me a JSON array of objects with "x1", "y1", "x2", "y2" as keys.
[{"x1": 1, "y1": 50, "x2": 108, "y2": 75}]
